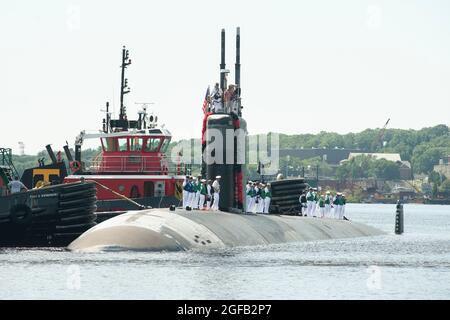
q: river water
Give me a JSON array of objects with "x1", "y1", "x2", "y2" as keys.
[{"x1": 0, "y1": 204, "x2": 449, "y2": 299}]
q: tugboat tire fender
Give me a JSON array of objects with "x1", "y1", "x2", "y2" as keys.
[{"x1": 10, "y1": 204, "x2": 32, "y2": 225}]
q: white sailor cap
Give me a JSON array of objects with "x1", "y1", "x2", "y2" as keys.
[{"x1": 216, "y1": 175, "x2": 222, "y2": 179}]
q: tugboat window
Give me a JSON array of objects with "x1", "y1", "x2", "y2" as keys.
[
  {"x1": 118, "y1": 138, "x2": 128, "y2": 152},
  {"x1": 103, "y1": 138, "x2": 118, "y2": 152},
  {"x1": 160, "y1": 138, "x2": 170, "y2": 153},
  {"x1": 130, "y1": 138, "x2": 143, "y2": 151},
  {"x1": 145, "y1": 138, "x2": 161, "y2": 152}
]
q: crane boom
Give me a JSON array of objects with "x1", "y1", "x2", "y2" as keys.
[{"x1": 373, "y1": 118, "x2": 390, "y2": 150}]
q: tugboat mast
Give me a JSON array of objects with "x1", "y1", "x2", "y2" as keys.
[{"x1": 120, "y1": 46, "x2": 131, "y2": 121}]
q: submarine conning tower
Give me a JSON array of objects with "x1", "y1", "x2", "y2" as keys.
[{"x1": 204, "y1": 27, "x2": 247, "y2": 213}]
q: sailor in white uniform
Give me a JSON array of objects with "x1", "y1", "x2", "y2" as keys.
[
  {"x1": 253, "y1": 183, "x2": 260, "y2": 213},
  {"x1": 193, "y1": 176, "x2": 201, "y2": 209},
  {"x1": 212, "y1": 176, "x2": 221, "y2": 211},
  {"x1": 257, "y1": 183, "x2": 265, "y2": 213},
  {"x1": 206, "y1": 180, "x2": 213, "y2": 210},
  {"x1": 187, "y1": 178, "x2": 196, "y2": 209},
  {"x1": 210, "y1": 83, "x2": 223, "y2": 113},
  {"x1": 245, "y1": 181, "x2": 253, "y2": 213},
  {"x1": 306, "y1": 187, "x2": 315, "y2": 217},
  {"x1": 333, "y1": 193, "x2": 342, "y2": 219},
  {"x1": 182, "y1": 176, "x2": 190, "y2": 208},
  {"x1": 263, "y1": 183, "x2": 272, "y2": 214},
  {"x1": 199, "y1": 179, "x2": 207, "y2": 210},
  {"x1": 324, "y1": 191, "x2": 332, "y2": 218}
]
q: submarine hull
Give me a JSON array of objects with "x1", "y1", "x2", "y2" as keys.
[{"x1": 68, "y1": 209, "x2": 385, "y2": 252}]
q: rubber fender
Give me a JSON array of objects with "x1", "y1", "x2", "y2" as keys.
[{"x1": 10, "y1": 204, "x2": 32, "y2": 225}]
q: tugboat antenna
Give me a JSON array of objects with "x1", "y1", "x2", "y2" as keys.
[
  {"x1": 135, "y1": 102, "x2": 155, "y2": 129},
  {"x1": 101, "y1": 102, "x2": 111, "y2": 133},
  {"x1": 119, "y1": 46, "x2": 131, "y2": 121}
]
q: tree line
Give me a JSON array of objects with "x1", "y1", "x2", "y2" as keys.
[
  {"x1": 276, "y1": 124, "x2": 449, "y2": 175},
  {"x1": 10, "y1": 124, "x2": 449, "y2": 179}
]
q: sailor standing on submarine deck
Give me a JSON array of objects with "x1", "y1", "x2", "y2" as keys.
[
  {"x1": 324, "y1": 191, "x2": 332, "y2": 218},
  {"x1": 246, "y1": 183, "x2": 256, "y2": 213},
  {"x1": 206, "y1": 180, "x2": 213, "y2": 210},
  {"x1": 333, "y1": 193, "x2": 342, "y2": 219},
  {"x1": 306, "y1": 187, "x2": 315, "y2": 217},
  {"x1": 199, "y1": 179, "x2": 207, "y2": 210},
  {"x1": 312, "y1": 188, "x2": 319, "y2": 217},
  {"x1": 263, "y1": 183, "x2": 271, "y2": 214},
  {"x1": 318, "y1": 194, "x2": 325, "y2": 218},
  {"x1": 212, "y1": 176, "x2": 221, "y2": 211},
  {"x1": 193, "y1": 176, "x2": 202, "y2": 209},
  {"x1": 245, "y1": 181, "x2": 253, "y2": 213},
  {"x1": 182, "y1": 176, "x2": 190, "y2": 208},
  {"x1": 210, "y1": 83, "x2": 223, "y2": 113},
  {"x1": 253, "y1": 182, "x2": 260, "y2": 213},
  {"x1": 258, "y1": 183, "x2": 266, "y2": 213},
  {"x1": 188, "y1": 177, "x2": 196, "y2": 209},
  {"x1": 299, "y1": 191, "x2": 307, "y2": 216}
]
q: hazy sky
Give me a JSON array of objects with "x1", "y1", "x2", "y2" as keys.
[{"x1": 1, "y1": 0, "x2": 449, "y2": 154}]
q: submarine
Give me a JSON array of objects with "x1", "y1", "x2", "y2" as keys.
[{"x1": 68, "y1": 28, "x2": 385, "y2": 252}]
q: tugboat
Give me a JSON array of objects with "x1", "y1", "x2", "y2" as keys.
[
  {"x1": 0, "y1": 147, "x2": 97, "y2": 247},
  {"x1": 63, "y1": 47, "x2": 187, "y2": 213}
]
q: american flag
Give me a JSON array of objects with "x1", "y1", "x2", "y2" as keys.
[{"x1": 202, "y1": 86, "x2": 210, "y2": 114}]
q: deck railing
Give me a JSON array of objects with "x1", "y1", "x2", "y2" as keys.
[{"x1": 85, "y1": 154, "x2": 190, "y2": 175}]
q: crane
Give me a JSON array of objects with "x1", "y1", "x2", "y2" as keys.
[{"x1": 373, "y1": 118, "x2": 390, "y2": 151}]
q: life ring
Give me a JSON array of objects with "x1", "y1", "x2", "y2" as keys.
[
  {"x1": 10, "y1": 204, "x2": 32, "y2": 225},
  {"x1": 69, "y1": 160, "x2": 81, "y2": 173}
]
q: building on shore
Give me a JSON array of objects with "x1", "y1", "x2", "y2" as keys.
[{"x1": 433, "y1": 156, "x2": 450, "y2": 179}]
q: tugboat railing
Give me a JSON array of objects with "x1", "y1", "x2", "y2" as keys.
[{"x1": 85, "y1": 154, "x2": 189, "y2": 175}]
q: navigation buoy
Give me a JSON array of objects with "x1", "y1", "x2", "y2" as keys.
[{"x1": 395, "y1": 201, "x2": 404, "y2": 234}]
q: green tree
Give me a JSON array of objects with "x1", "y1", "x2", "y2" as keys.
[
  {"x1": 439, "y1": 180, "x2": 450, "y2": 194},
  {"x1": 432, "y1": 182, "x2": 438, "y2": 198},
  {"x1": 428, "y1": 171, "x2": 443, "y2": 185}
]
